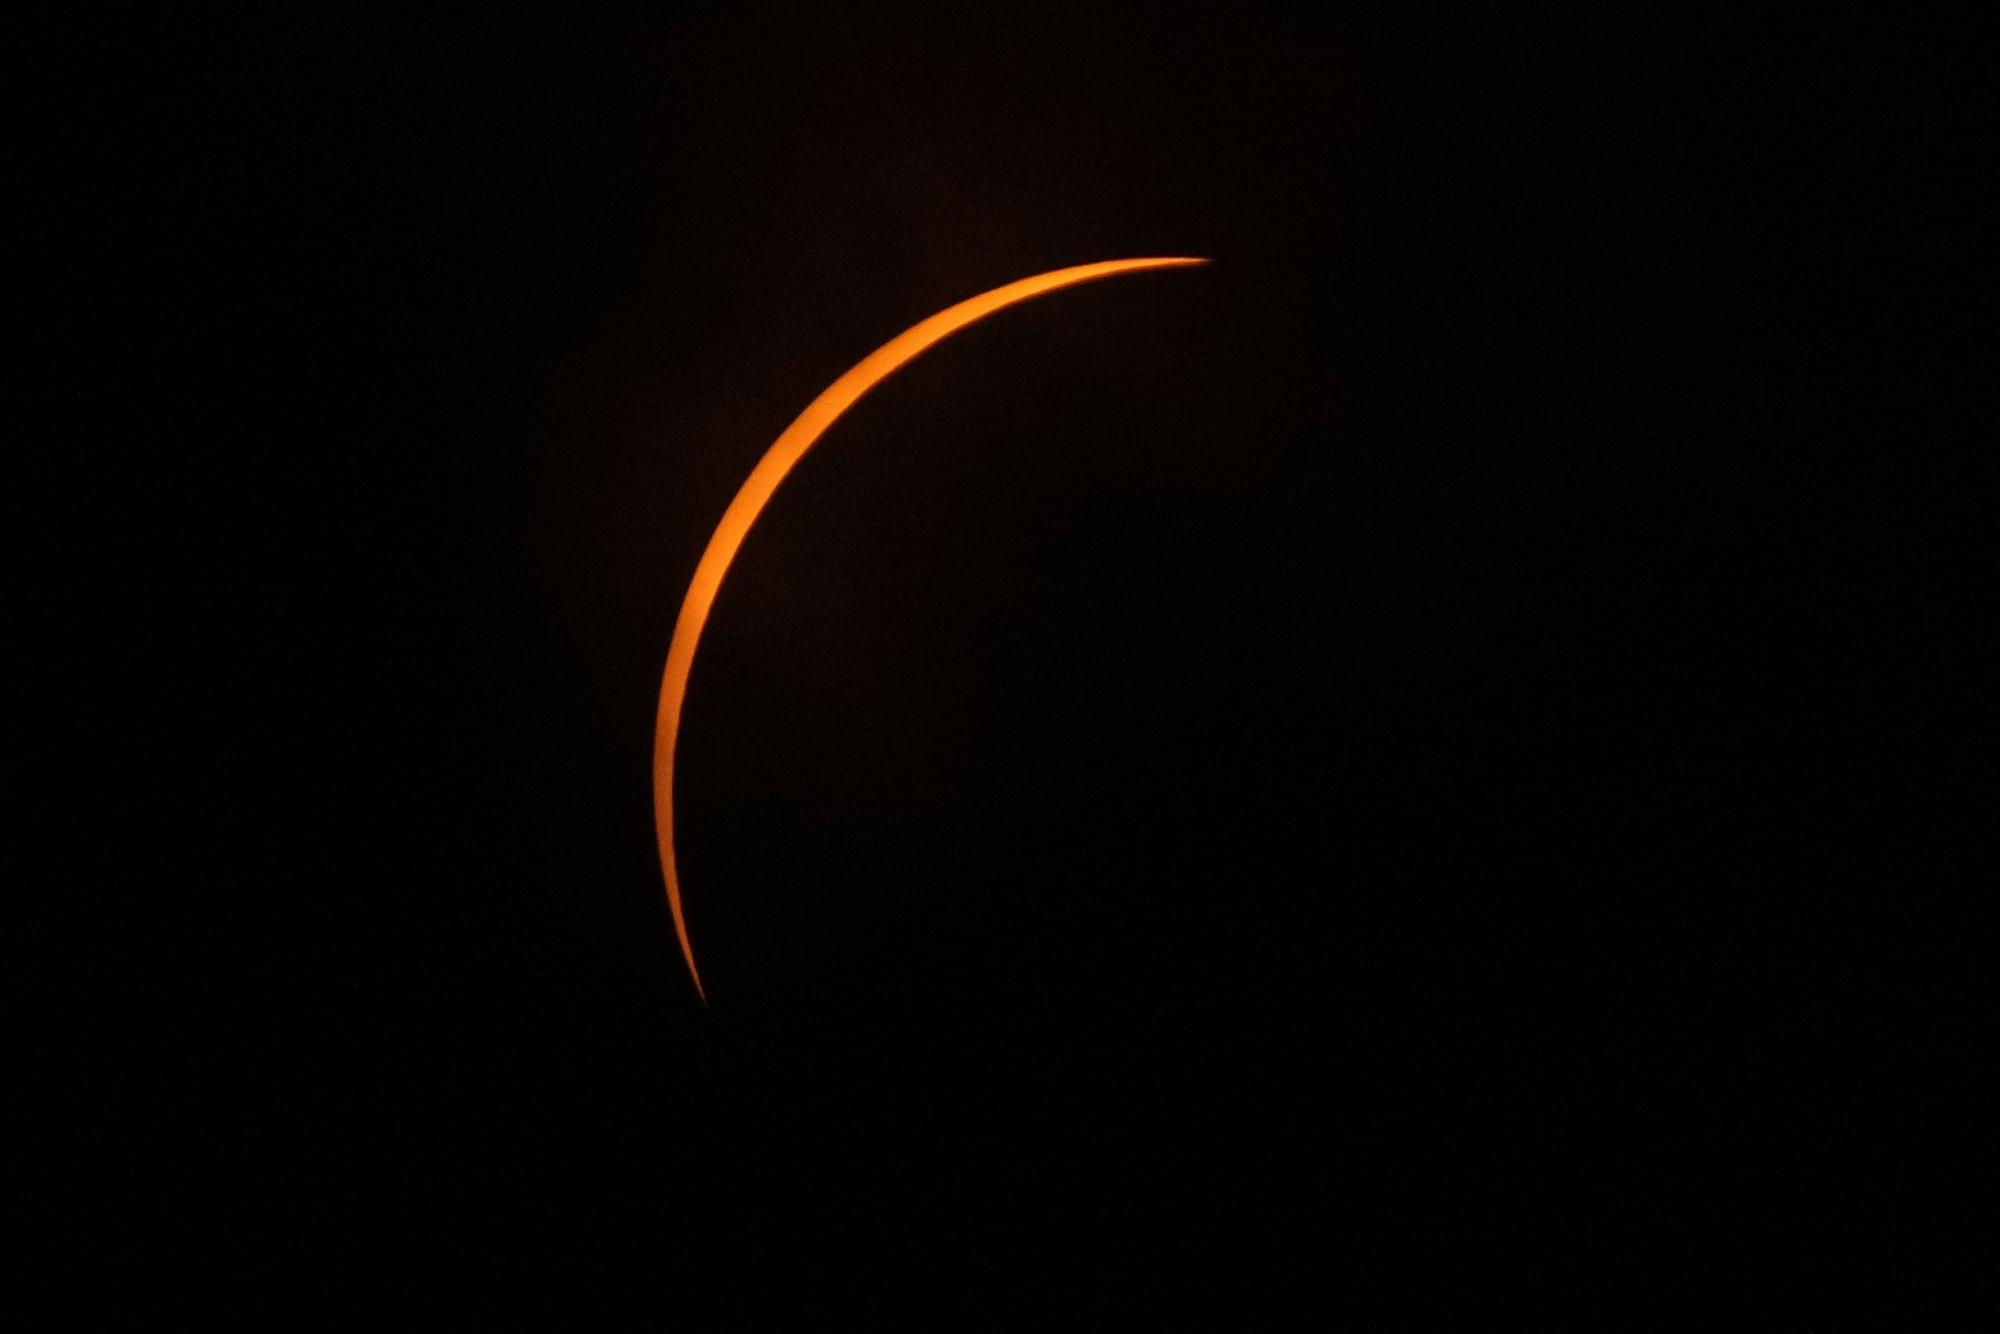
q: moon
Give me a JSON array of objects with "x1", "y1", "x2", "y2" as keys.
[{"x1": 654, "y1": 257, "x2": 1210, "y2": 1000}]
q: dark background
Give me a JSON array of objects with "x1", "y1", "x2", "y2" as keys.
[{"x1": 96, "y1": 2, "x2": 1982, "y2": 1306}]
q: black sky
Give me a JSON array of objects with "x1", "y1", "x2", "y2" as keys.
[{"x1": 95, "y1": 2, "x2": 1982, "y2": 1308}]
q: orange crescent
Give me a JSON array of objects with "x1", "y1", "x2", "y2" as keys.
[{"x1": 655, "y1": 257, "x2": 1210, "y2": 1000}]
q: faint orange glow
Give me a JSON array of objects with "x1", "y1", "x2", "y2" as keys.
[{"x1": 655, "y1": 257, "x2": 1209, "y2": 1000}]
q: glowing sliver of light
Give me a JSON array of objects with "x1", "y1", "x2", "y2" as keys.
[{"x1": 655, "y1": 257, "x2": 1209, "y2": 1000}]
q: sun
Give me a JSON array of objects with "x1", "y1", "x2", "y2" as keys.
[{"x1": 655, "y1": 258, "x2": 1210, "y2": 1000}]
